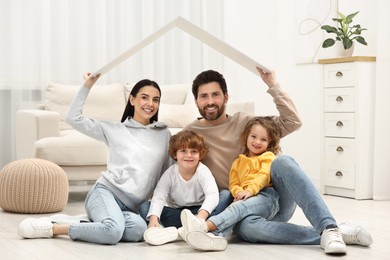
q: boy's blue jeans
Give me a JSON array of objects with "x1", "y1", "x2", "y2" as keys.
[{"x1": 139, "y1": 189, "x2": 233, "y2": 228}]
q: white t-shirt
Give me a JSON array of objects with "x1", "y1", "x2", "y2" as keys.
[{"x1": 146, "y1": 162, "x2": 219, "y2": 220}]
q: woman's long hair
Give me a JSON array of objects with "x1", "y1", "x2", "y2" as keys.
[{"x1": 120, "y1": 79, "x2": 161, "y2": 123}]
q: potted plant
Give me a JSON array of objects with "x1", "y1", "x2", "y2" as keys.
[{"x1": 321, "y1": 11, "x2": 367, "y2": 57}]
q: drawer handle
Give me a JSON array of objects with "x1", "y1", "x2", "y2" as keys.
[
  {"x1": 336, "y1": 96, "x2": 344, "y2": 102},
  {"x1": 336, "y1": 121, "x2": 344, "y2": 127},
  {"x1": 335, "y1": 171, "x2": 343, "y2": 177},
  {"x1": 336, "y1": 146, "x2": 344, "y2": 152},
  {"x1": 336, "y1": 71, "x2": 343, "y2": 77}
]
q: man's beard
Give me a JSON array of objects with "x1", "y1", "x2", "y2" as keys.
[{"x1": 198, "y1": 103, "x2": 226, "y2": 121}]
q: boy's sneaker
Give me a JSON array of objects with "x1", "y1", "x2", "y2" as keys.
[
  {"x1": 186, "y1": 231, "x2": 227, "y2": 251},
  {"x1": 339, "y1": 223, "x2": 373, "y2": 246},
  {"x1": 177, "y1": 227, "x2": 186, "y2": 241},
  {"x1": 17, "y1": 218, "x2": 53, "y2": 239},
  {"x1": 320, "y1": 228, "x2": 347, "y2": 254},
  {"x1": 180, "y1": 209, "x2": 207, "y2": 234},
  {"x1": 49, "y1": 214, "x2": 90, "y2": 225},
  {"x1": 143, "y1": 227, "x2": 178, "y2": 246}
]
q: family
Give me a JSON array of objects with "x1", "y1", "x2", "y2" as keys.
[{"x1": 17, "y1": 68, "x2": 373, "y2": 255}]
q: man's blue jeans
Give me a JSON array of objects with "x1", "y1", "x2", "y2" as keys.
[{"x1": 234, "y1": 155, "x2": 337, "y2": 245}]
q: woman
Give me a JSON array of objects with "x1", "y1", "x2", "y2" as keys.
[{"x1": 17, "y1": 73, "x2": 172, "y2": 245}]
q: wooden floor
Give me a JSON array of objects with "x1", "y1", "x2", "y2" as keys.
[{"x1": 1, "y1": 192, "x2": 389, "y2": 260}]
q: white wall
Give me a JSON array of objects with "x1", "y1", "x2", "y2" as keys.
[
  {"x1": 221, "y1": 0, "x2": 384, "y2": 194},
  {"x1": 222, "y1": 0, "x2": 323, "y2": 188},
  {"x1": 373, "y1": 0, "x2": 390, "y2": 200}
]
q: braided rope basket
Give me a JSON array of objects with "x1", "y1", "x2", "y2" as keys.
[{"x1": 0, "y1": 158, "x2": 68, "y2": 213}]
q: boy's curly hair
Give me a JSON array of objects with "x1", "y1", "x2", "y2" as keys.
[{"x1": 168, "y1": 130, "x2": 209, "y2": 160}]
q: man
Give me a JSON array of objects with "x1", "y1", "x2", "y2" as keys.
[{"x1": 182, "y1": 68, "x2": 372, "y2": 254}]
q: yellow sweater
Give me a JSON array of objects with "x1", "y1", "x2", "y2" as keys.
[{"x1": 229, "y1": 151, "x2": 275, "y2": 197}]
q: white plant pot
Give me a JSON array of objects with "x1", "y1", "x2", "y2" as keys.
[{"x1": 336, "y1": 41, "x2": 355, "y2": 57}]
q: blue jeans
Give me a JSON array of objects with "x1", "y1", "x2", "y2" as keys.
[
  {"x1": 139, "y1": 189, "x2": 233, "y2": 228},
  {"x1": 208, "y1": 187, "x2": 279, "y2": 237},
  {"x1": 68, "y1": 182, "x2": 147, "y2": 245},
  {"x1": 234, "y1": 155, "x2": 337, "y2": 245}
]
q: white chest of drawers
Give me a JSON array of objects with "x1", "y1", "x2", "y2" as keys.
[{"x1": 318, "y1": 57, "x2": 376, "y2": 199}]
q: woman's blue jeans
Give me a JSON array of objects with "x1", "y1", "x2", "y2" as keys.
[
  {"x1": 68, "y1": 183, "x2": 147, "y2": 245},
  {"x1": 139, "y1": 189, "x2": 233, "y2": 228},
  {"x1": 234, "y1": 155, "x2": 337, "y2": 245}
]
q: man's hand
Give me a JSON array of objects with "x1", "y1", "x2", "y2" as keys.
[{"x1": 256, "y1": 67, "x2": 278, "y2": 88}]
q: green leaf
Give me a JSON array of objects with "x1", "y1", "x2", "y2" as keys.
[
  {"x1": 356, "y1": 36, "x2": 368, "y2": 45},
  {"x1": 337, "y1": 12, "x2": 347, "y2": 20},
  {"x1": 344, "y1": 38, "x2": 353, "y2": 49},
  {"x1": 346, "y1": 11, "x2": 359, "y2": 22},
  {"x1": 322, "y1": 38, "x2": 335, "y2": 48},
  {"x1": 321, "y1": 25, "x2": 338, "y2": 33}
]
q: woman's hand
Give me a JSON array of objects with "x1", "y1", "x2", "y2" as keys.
[{"x1": 83, "y1": 72, "x2": 101, "y2": 89}]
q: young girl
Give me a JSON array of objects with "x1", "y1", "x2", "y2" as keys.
[
  {"x1": 181, "y1": 116, "x2": 281, "y2": 251},
  {"x1": 17, "y1": 73, "x2": 172, "y2": 245},
  {"x1": 141, "y1": 130, "x2": 219, "y2": 246}
]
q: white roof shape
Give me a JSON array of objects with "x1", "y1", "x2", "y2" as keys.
[{"x1": 91, "y1": 16, "x2": 270, "y2": 78}]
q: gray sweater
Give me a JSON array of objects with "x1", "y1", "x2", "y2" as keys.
[{"x1": 66, "y1": 86, "x2": 171, "y2": 212}]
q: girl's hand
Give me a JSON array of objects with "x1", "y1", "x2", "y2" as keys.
[
  {"x1": 234, "y1": 190, "x2": 252, "y2": 201},
  {"x1": 83, "y1": 72, "x2": 101, "y2": 89}
]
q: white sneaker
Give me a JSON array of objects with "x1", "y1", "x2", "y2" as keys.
[
  {"x1": 180, "y1": 209, "x2": 207, "y2": 234},
  {"x1": 186, "y1": 231, "x2": 227, "y2": 251},
  {"x1": 339, "y1": 223, "x2": 373, "y2": 246},
  {"x1": 177, "y1": 227, "x2": 186, "y2": 241},
  {"x1": 320, "y1": 228, "x2": 347, "y2": 254},
  {"x1": 17, "y1": 218, "x2": 53, "y2": 239},
  {"x1": 143, "y1": 227, "x2": 178, "y2": 246},
  {"x1": 49, "y1": 214, "x2": 90, "y2": 225}
]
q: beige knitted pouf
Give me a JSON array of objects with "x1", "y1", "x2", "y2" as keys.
[{"x1": 0, "y1": 158, "x2": 69, "y2": 213}]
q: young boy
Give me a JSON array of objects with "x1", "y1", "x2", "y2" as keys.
[{"x1": 141, "y1": 130, "x2": 219, "y2": 246}]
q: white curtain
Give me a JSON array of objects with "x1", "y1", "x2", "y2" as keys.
[
  {"x1": 373, "y1": 0, "x2": 390, "y2": 200},
  {"x1": 0, "y1": 0, "x2": 224, "y2": 168}
]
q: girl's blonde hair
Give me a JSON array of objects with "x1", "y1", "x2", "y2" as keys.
[
  {"x1": 240, "y1": 116, "x2": 282, "y2": 155},
  {"x1": 168, "y1": 130, "x2": 209, "y2": 160}
]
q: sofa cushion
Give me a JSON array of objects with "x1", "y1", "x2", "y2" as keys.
[
  {"x1": 226, "y1": 101, "x2": 255, "y2": 115},
  {"x1": 45, "y1": 82, "x2": 127, "y2": 130},
  {"x1": 159, "y1": 103, "x2": 200, "y2": 128},
  {"x1": 33, "y1": 130, "x2": 108, "y2": 166}
]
